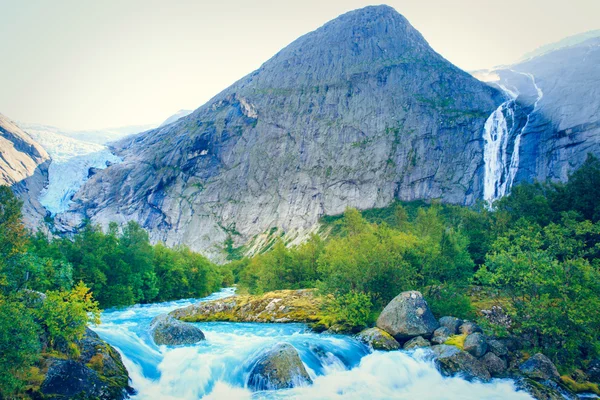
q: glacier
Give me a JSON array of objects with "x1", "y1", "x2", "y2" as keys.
[{"x1": 20, "y1": 123, "x2": 121, "y2": 215}]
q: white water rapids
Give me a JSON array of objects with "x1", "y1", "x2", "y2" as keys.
[{"x1": 94, "y1": 288, "x2": 532, "y2": 399}]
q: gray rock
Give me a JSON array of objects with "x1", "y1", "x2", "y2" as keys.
[
  {"x1": 247, "y1": 343, "x2": 312, "y2": 390},
  {"x1": 356, "y1": 327, "x2": 400, "y2": 351},
  {"x1": 403, "y1": 336, "x2": 431, "y2": 350},
  {"x1": 458, "y1": 321, "x2": 483, "y2": 335},
  {"x1": 435, "y1": 349, "x2": 491, "y2": 381},
  {"x1": 486, "y1": 339, "x2": 509, "y2": 357},
  {"x1": 513, "y1": 376, "x2": 572, "y2": 400},
  {"x1": 519, "y1": 353, "x2": 560, "y2": 381},
  {"x1": 438, "y1": 316, "x2": 463, "y2": 335},
  {"x1": 376, "y1": 291, "x2": 439, "y2": 340},
  {"x1": 431, "y1": 326, "x2": 451, "y2": 345},
  {"x1": 150, "y1": 313, "x2": 205, "y2": 345},
  {"x1": 431, "y1": 344, "x2": 461, "y2": 359},
  {"x1": 56, "y1": 5, "x2": 502, "y2": 260},
  {"x1": 463, "y1": 332, "x2": 487, "y2": 358},
  {"x1": 41, "y1": 360, "x2": 106, "y2": 399},
  {"x1": 481, "y1": 352, "x2": 507, "y2": 377},
  {"x1": 586, "y1": 358, "x2": 600, "y2": 383}
]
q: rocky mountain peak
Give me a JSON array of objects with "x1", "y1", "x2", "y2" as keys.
[{"x1": 60, "y1": 5, "x2": 501, "y2": 260}]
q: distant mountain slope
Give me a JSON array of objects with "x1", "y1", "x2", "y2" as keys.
[
  {"x1": 159, "y1": 109, "x2": 193, "y2": 127},
  {"x1": 519, "y1": 29, "x2": 600, "y2": 62},
  {"x1": 58, "y1": 5, "x2": 501, "y2": 259},
  {"x1": 0, "y1": 113, "x2": 50, "y2": 228}
]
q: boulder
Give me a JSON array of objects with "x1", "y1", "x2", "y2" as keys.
[
  {"x1": 41, "y1": 329, "x2": 132, "y2": 400},
  {"x1": 431, "y1": 344, "x2": 461, "y2": 359},
  {"x1": 356, "y1": 327, "x2": 400, "y2": 351},
  {"x1": 513, "y1": 377, "x2": 571, "y2": 400},
  {"x1": 431, "y1": 326, "x2": 451, "y2": 345},
  {"x1": 458, "y1": 321, "x2": 483, "y2": 335},
  {"x1": 486, "y1": 339, "x2": 509, "y2": 357},
  {"x1": 439, "y1": 316, "x2": 463, "y2": 335},
  {"x1": 586, "y1": 359, "x2": 600, "y2": 383},
  {"x1": 403, "y1": 336, "x2": 431, "y2": 350},
  {"x1": 519, "y1": 353, "x2": 560, "y2": 381},
  {"x1": 247, "y1": 343, "x2": 312, "y2": 390},
  {"x1": 435, "y1": 349, "x2": 491, "y2": 381},
  {"x1": 376, "y1": 291, "x2": 439, "y2": 340},
  {"x1": 41, "y1": 360, "x2": 106, "y2": 399},
  {"x1": 481, "y1": 352, "x2": 507, "y2": 377},
  {"x1": 150, "y1": 313, "x2": 205, "y2": 345},
  {"x1": 463, "y1": 333, "x2": 487, "y2": 358}
]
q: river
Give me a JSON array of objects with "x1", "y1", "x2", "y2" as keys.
[{"x1": 94, "y1": 288, "x2": 532, "y2": 399}]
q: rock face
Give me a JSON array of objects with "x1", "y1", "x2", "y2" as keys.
[
  {"x1": 519, "y1": 353, "x2": 560, "y2": 381},
  {"x1": 0, "y1": 113, "x2": 50, "y2": 229},
  {"x1": 149, "y1": 313, "x2": 205, "y2": 345},
  {"x1": 247, "y1": 343, "x2": 312, "y2": 390},
  {"x1": 41, "y1": 328, "x2": 132, "y2": 399},
  {"x1": 356, "y1": 327, "x2": 400, "y2": 351},
  {"x1": 376, "y1": 291, "x2": 439, "y2": 341},
  {"x1": 481, "y1": 352, "x2": 507, "y2": 377},
  {"x1": 58, "y1": 5, "x2": 501, "y2": 259}
]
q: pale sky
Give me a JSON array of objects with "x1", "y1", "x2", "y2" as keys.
[{"x1": 0, "y1": 0, "x2": 598, "y2": 130}]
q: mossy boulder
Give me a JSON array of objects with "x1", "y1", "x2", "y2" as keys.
[
  {"x1": 356, "y1": 327, "x2": 400, "y2": 351},
  {"x1": 170, "y1": 289, "x2": 323, "y2": 324},
  {"x1": 247, "y1": 343, "x2": 312, "y2": 391},
  {"x1": 519, "y1": 353, "x2": 560, "y2": 381},
  {"x1": 150, "y1": 314, "x2": 205, "y2": 345},
  {"x1": 376, "y1": 291, "x2": 439, "y2": 340},
  {"x1": 458, "y1": 321, "x2": 483, "y2": 335},
  {"x1": 40, "y1": 328, "x2": 132, "y2": 399},
  {"x1": 514, "y1": 376, "x2": 573, "y2": 400}
]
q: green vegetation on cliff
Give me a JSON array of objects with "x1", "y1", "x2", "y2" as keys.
[{"x1": 229, "y1": 155, "x2": 600, "y2": 372}]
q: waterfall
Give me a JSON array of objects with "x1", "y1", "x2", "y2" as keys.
[{"x1": 482, "y1": 100, "x2": 517, "y2": 204}]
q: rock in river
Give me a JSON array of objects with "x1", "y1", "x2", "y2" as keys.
[
  {"x1": 376, "y1": 291, "x2": 439, "y2": 341},
  {"x1": 150, "y1": 313, "x2": 205, "y2": 345},
  {"x1": 247, "y1": 343, "x2": 312, "y2": 390},
  {"x1": 356, "y1": 327, "x2": 400, "y2": 351}
]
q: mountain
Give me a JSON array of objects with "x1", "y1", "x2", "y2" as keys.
[
  {"x1": 476, "y1": 36, "x2": 600, "y2": 187},
  {"x1": 519, "y1": 29, "x2": 600, "y2": 62},
  {"x1": 159, "y1": 109, "x2": 194, "y2": 127},
  {"x1": 56, "y1": 5, "x2": 502, "y2": 259},
  {"x1": 0, "y1": 113, "x2": 50, "y2": 228}
]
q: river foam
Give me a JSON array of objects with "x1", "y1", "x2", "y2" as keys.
[{"x1": 95, "y1": 288, "x2": 532, "y2": 399}]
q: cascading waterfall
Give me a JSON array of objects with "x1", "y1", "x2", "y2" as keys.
[
  {"x1": 482, "y1": 100, "x2": 517, "y2": 204},
  {"x1": 483, "y1": 72, "x2": 544, "y2": 205},
  {"x1": 94, "y1": 288, "x2": 532, "y2": 399}
]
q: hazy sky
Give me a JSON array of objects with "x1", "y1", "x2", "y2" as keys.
[{"x1": 1, "y1": 0, "x2": 598, "y2": 130}]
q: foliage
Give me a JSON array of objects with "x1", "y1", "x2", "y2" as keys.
[
  {"x1": 0, "y1": 298, "x2": 40, "y2": 397},
  {"x1": 34, "y1": 282, "x2": 100, "y2": 355},
  {"x1": 321, "y1": 291, "x2": 374, "y2": 332}
]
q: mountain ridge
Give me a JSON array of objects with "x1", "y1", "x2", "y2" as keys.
[{"x1": 55, "y1": 5, "x2": 501, "y2": 260}]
